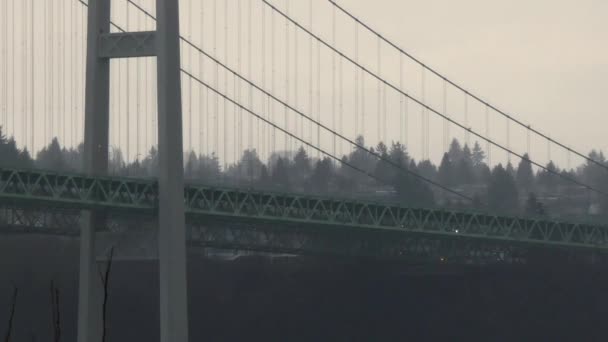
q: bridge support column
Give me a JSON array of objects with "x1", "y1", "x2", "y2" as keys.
[
  {"x1": 156, "y1": 1, "x2": 189, "y2": 342},
  {"x1": 80, "y1": 0, "x2": 110, "y2": 341},
  {"x1": 82, "y1": 0, "x2": 189, "y2": 341}
]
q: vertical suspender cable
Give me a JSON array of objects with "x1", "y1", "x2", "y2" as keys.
[
  {"x1": 442, "y1": 79, "x2": 448, "y2": 151},
  {"x1": 271, "y1": 8, "x2": 276, "y2": 156},
  {"x1": 382, "y1": 68, "x2": 387, "y2": 149},
  {"x1": 526, "y1": 127, "x2": 531, "y2": 156},
  {"x1": 61, "y1": 0, "x2": 65, "y2": 147},
  {"x1": 285, "y1": 0, "x2": 290, "y2": 153},
  {"x1": 203, "y1": 0, "x2": 209, "y2": 155},
  {"x1": 399, "y1": 54, "x2": 403, "y2": 145},
  {"x1": 355, "y1": 19, "x2": 359, "y2": 140},
  {"x1": 361, "y1": 41, "x2": 365, "y2": 147},
  {"x1": 22, "y1": 0, "x2": 27, "y2": 149},
  {"x1": 294, "y1": 1, "x2": 299, "y2": 149},
  {"x1": 200, "y1": 0, "x2": 205, "y2": 156},
  {"x1": 118, "y1": 20, "x2": 122, "y2": 164},
  {"x1": 126, "y1": 1, "x2": 130, "y2": 164},
  {"x1": 506, "y1": 119, "x2": 510, "y2": 164},
  {"x1": 137, "y1": 5, "x2": 142, "y2": 159},
  {"x1": 69, "y1": 0, "x2": 73, "y2": 148},
  {"x1": 1, "y1": 0, "x2": 4, "y2": 131},
  {"x1": 145, "y1": 7, "x2": 149, "y2": 156},
  {"x1": 224, "y1": 0, "x2": 228, "y2": 167},
  {"x1": 485, "y1": 105, "x2": 491, "y2": 166},
  {"x1": 248, "y1": 0, "x2": 253, "y2": 151},
  {"x1": 332, "y1": 4, "x2": 337, "y2": 157},
  {"x1": 309, "y1": 0, "x2": 313, "y2": 154},
  {"x1": 31, "y1": 0, "x2": 35, "y2": 151},
  {"x1": 3, "y1": 0, "x2": 7, "y2": 132},
  {"x1": 11, "y1": 0, "x2": 15, "y2": 137},
  {"x1": 421, "y1": 66, "x2": 426, "y2": 160},
  {"x1": 214, "y1": 0, "x2": 219, "y2": 156},
  {"x1": 188, "y1": 0, "x2": 193, "y2": 155},
  {"x1": 464, "y1": 92, "x2": 469, "y2": 146},
  {"x1": 236, "y1": 0, "x2": 242, "y2": 161},
  {"x1": 261, "y1": 2, "x2": 266, "y2": 159},
  {"x1": 43, "y1": 0, "x2": 47, "y2": 146},
  {"x1": 404, "y1": 87, "x2": 409, "y2": 149},
  {"x1": 316, "y1": 36, "x2": 321, "y2": 159},
  {"x1": 547, "y1": 137, "x2": 551, "y2": 163},
  {"x1": 339, "y1": 44, "x2": 343, "y2": 156},
  {"x1": 376, "y1": 35, "x2": 381, "y2": 145}
]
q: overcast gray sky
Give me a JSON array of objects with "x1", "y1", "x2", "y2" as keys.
[
  {"x1": 340, "y1": 0, "x2": 608, "y2": 159},
  {"x1": 1, "y1": 0, "x2": 607, "y2": 167}
]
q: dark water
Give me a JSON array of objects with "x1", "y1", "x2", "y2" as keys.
[{"x1": 1, "y1": 236, "x2": 607, "y2": 341}]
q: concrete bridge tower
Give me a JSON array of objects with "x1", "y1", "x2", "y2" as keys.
[{"x1": 80, "y1": 1, "x2": 189, "y2": 341}]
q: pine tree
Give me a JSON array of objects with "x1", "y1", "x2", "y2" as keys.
[
  {"x1": 516, "y1": 153, "x2": 535, "y2": 188},
  {"x1": 448, "y1": 138, "x2": 463, "y2": 164},
  {"x1": 309, "y1": 157, "x2": 333, "y2": 193},
  {"x1": 374, "y1": 141, "x2": 392, "y2": 183},
  {"x1": 272, "y1": 157, "x2": 291, "y2": 190},
  {"x1": 438, "y1": 153, "x2": 454, "y2": 186},
  {"x1": 471, "y1": 141, "x2": 486, "y2": 167},
  {"x1": 456, "y1": 144, "x2": 474, "y2": 185},
  {"x1": 36, "y1": 138, "x2": 67, "y2": 171},
  {"x1": 487, "y1": 164, "x2": 519, "y2": 213},
  {"x1": 293, "y1": 146, "x2": 312, "y2": 181}
]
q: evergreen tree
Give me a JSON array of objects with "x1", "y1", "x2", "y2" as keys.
[
  {"x1": 438, "y1": 153, "x2": 454, "y2": 186},
  {"x1": 293, "y1": 146, "x2": 312, "y2": 182},
  {"x1": 448, "y1": 139, "x2": 463, "y2": 164},
  {"x1": 184, "y1": 151, "x2": 198, "y2": 179},
  {"x1": 233, "y1": 149, "x2": 264, "y2": 182},
  {"x1": 537, "y1": 161, "x2": 559, "y2": 188},
  {"x1": 259, "y1": 165, "x2": 271, "y2": 188},
  {"x1": 18, "y1": 148, "x2": 34, "y2": 169},
  {"x1": 516, "y1": 153, "x2": 535, "y2": 188},
  {"x1": 373, "y1": 141, "x2": 392, "y2": 183},
  {"x1": 309, "y1": 157, "x2": 333, "y2": 193},
  {"x1": 456, "y1": 144, "x2": 474, "y2": 185},
  {"x1": 36, "y1": 138, "x2": 67, "y2": 171},
  {"x1": 272, "y1": 157, "x2": 291, "y2": 190},
  {"x1": 506, "y1": 162, "x2": 516, "y2": 178},
  {"x1": 471, "y1": 141, "x2": 486, "y2": 167},
  {"x1": 198, "y1": 153, "x2": 221, "y2": 181},
  {"x1": 140, "y1": 146, "x2": 158, "y2": 176},
  {"x1": 487, "y1": 164, "x2": 519, "y2": 213},
  {"x1": 417, "y1": 160, "x2": 437, "y2": 182}
]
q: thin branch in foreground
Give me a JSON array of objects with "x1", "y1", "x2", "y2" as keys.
[
  {"x1": 98, "y1": 246, "x2": 115, "y2": 342},
  {"x1": 50, "y1": 281, "x2": 61, "y2": 342},
  {"x1": 3, "y1": 286, "x2": 18, "y2": 342}
]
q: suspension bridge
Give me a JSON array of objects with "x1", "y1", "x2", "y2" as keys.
[{"x1": 1, "y1": 0, "x2": 607, "y2": 341}]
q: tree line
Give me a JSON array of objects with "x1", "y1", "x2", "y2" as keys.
[{"x1": 1, "y1": 126, "x2": 607, "y2": 219}]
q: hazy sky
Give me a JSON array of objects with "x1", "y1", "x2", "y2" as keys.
[
  {"x1": 341, "y1": 0, "x2": 608, "y2": 156},
  {"x1": 1, "y1": 0, "x2": 607, "y2": 167}
]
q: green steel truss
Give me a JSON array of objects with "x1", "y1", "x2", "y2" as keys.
[{"x1": 1, "y1": 168, "x2": 608, "y2": 252}]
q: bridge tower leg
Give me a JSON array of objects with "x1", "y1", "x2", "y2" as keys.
[{"x1": 81, "y1": 1, "x2": 189, "y2": 341}]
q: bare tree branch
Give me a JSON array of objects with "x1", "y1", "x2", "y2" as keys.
[
  {"x1": 98, "y1": 246, "x2": 115, "y2": 342},
  {"x1": 50, "y1": 281, "x2": 61, "y2": 342},
  {"x1": 3, "y1": 286, "x2": 18, "y2": 342}
]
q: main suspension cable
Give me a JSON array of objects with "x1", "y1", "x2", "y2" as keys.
[
  {"x1": 181, "y1": 68, "x2": 474, "y2": 203},
  {"x1": 327, "y1": 0, "x2": 608, "y2": 173},
  {"x1": 113, "y1": 0, "x2": 608, "y2": 199},
  {"x1": 258, "y1": 0, "x2": 608, "y2": 197}
]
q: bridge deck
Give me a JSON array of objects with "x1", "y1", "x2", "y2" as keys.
[{"x1": 0, "y1": 168, "x2": 607, "y2": 252}]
